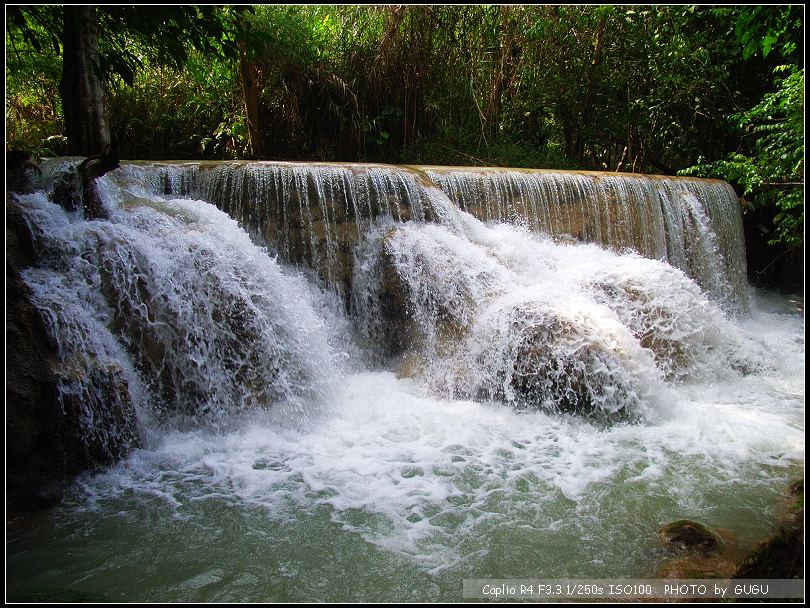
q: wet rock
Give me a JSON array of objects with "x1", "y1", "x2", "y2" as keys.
[
  {"x1": 657, "y1": 551, "x2": 739, "y2": 580},
  {"x1": 55, "y1": 359, "x2": 141, "y2": 467},
  {"x1": 511, "y1": 323, "x2": 629, "y2": 417},
  {"x1": 394, "y1": 352, "x2": 423, "y2": 379},
  {"x1": 351, "y1": 226, "x2": 419, "y2": 360},
  {"x1": 732, "y1": 522, "x2": 804, "y2": 579},
  {"x1": 6, "y1": 197, "x2": 139, "y2": 511},
  {"x1": 52, "y1": 143, "x2": 120, "y2": 219},
  {"x1": 466, "y1": 307, "x2": 642, "y2": 421},
  {"x1": 379, "y1": 226, "x2": 474, "y2": 353},
  {"x1": 658, "y1": 482, "x2": 804, "y2": 580},
  {"x1": 95, "y1": 234, "x2": 303, "y2": 419},
  {"x1": 592, "y1": 281, "x2": 690, "y2": 376},
  {"x1": 659, "y1": 519, "x2": 723, "y2": 553},
  {"x1": 52, "y1": 165, "x2": 84, "y2": 212},
  {"x1": 43, "y1": 135, "x2": 69, "y2": 156},
  {"x1": 6, "y1": 150, "x2": 41, "y2": 194},
  {"x1": 6, "y1": 200, "x2": 65, "y2": 510},
  {"x1": 78, "y1": 143, "x2": 120, "y2": 219}
]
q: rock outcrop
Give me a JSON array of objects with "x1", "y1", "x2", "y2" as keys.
[
  {"x1": 6, "y1": 201, "x2": 65, "y2": 510},
  {"x1": 6, "y1": 196, "x2": 139, "y2": 512}
]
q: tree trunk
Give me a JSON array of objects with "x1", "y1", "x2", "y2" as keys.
[
  {"x1": 577, "y1": 15, "x2": 607, "y2": 164},
  {"x1": 238, "y1": 44, "x2": 265, "y2": 158},
  {"x1": 60, "y1": 6, "x2": 110, "y2": 156},
  {"x1": 485, "y1": 6, "x2": 511, "y2": 141}
]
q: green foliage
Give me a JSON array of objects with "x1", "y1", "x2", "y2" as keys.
[
  {"x1": 6, "y1": 4, "x2": 804, "y2": 186},
  {"x1": 239, "y1": 5, "x2": 322, "y2": 67},
  {"x1": 680, "y1": 5, "x2": 804, "y2": 249},
  {"x1": 108, "y1": 50, "x2": 244, "y2": 159},
  {"x1": 6, "y1": 6, "x2": 61, "y2": 54},
  {"x1": 6, "y1": 7, "x2": 64, "y2": 152},
  {"x1": 6, "y1": 6, "x2": 241, "y2": 157},
  {"x1": 6, "y1": 7, "x2": 234, "y2": 87},
  {"x1": 94, "y1": 7, "x2": 233, "y2": 88},
  {"x1": 681, "y1": 64, "x2": 804, "y2": 248},
  {"x1": 733, "y1": 5, "x2": 803, "y2": 60}
]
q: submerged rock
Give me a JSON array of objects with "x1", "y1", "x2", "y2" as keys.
[
  {"x1": 657, "y1": 481, "x2": 804, "y2": 580},
  {"x1": 659, "y1": 519, "x2": 723, "y2": 553}
]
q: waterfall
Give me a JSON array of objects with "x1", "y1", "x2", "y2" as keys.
[
  {"x1": 12, "y1": 176, "x2": 346, "y2": 451},
  {"x1": 121, "y1": 161, "x2": 747, "y2": 313},
  {"x1": 351, "y1": 195, "x2": 759, "y2": 419},
  {"x1": 10, "y1": 159, "x2": 756, "y2": 428},
  {"x1": 118, "y1": 161, "x2": 429, "y2": 297},
  {"x1": 423, "y1": 168, "x2": 748, "y2": 313},
  {"x1": 7, "y1": 159, "x2": 803, "y2": 600}
]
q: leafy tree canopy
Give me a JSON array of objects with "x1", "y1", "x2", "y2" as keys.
[
  {"x1": 681, "y1": 6, "x2": 804, "y2": 248},
  {"x1": 7, "y1": 6, "x2": 236, "y2": 87}
]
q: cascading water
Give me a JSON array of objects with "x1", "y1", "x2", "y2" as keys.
[
  {"x1": 13, "y1": 171, "x2": 347, "y2": 436},
  {"x1": 120, "y1": 162, "x2": 748, "y2": 314},
  {"x1": 353, "y1": 212, "x2": 759, "y2": 419},
  {"x1": 423, "y1": 168, "x2": 748, "y2": 314},
  {"x1": 7, "y1": 160, "x2": 803, "y2": 602},
  {"x1": 122, "y1": 161, "x2": 428, "y2": 297}
]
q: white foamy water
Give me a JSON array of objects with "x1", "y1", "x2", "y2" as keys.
[
  {"x1": 353, "y1": 191, "x2": 767, "y2": 419},
  {"x1": 426, "y1": 168, "x2": 748, "y2": 313},
  {"x1": 6, "y1": 164, "x2": 804, "y2": 602},
  {"x1": 10, "y1": 328, "x2": 800, "y2": 601}
]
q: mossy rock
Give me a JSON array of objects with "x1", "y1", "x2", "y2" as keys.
[{"x1": 659, "y1": 519, "x2": 723, "y2": 553}]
